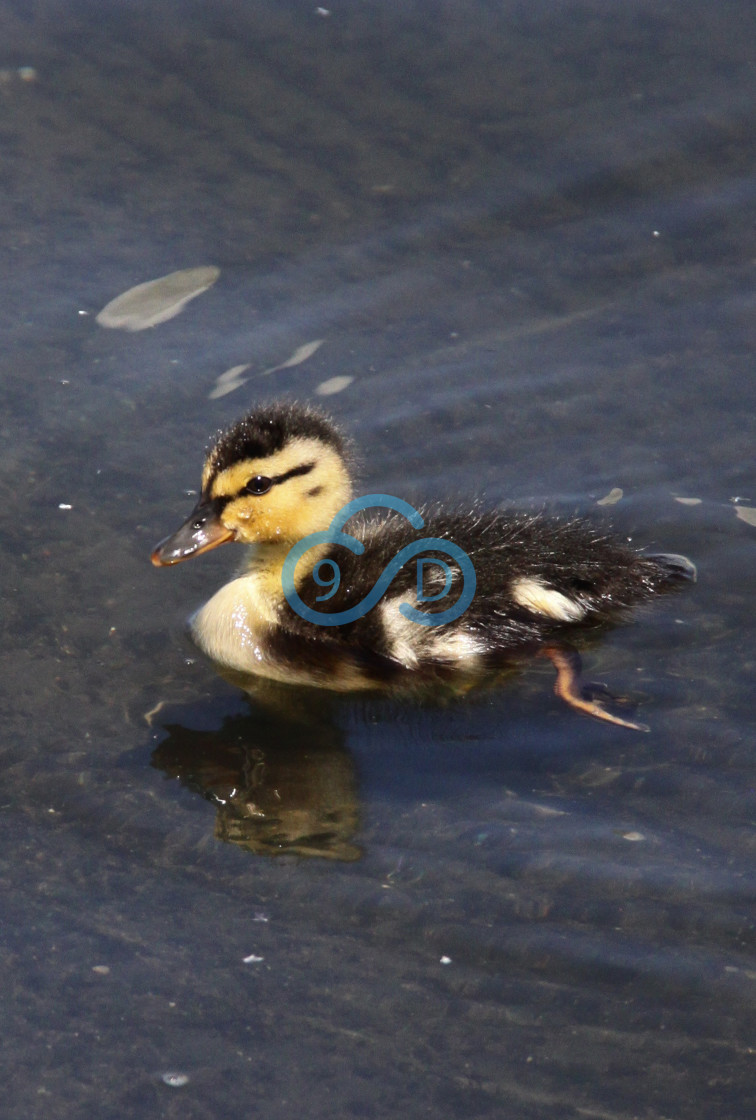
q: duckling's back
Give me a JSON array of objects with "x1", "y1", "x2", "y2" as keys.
[{"x1": 279, "y1": 507, "x2": 694, "y2": 674}]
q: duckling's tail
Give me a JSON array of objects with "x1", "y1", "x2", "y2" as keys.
[{"x1": 647, "y1": 552, "x2": 697, "y2": 585}]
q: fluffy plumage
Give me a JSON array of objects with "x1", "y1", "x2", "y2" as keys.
[{"x1": 152, "y1": 402, "x2": 694, "y2": 724}]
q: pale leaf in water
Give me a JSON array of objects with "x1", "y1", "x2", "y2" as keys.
[
  {"x1": 735, "y1": 505, "x2": 756, "y2": 527},
  {"x1": 96, "y1": 266, "x2": 220, "y2": 331},
  {"x1": 316, "y1": 375, "x2": 353, "y2": 396},
  {"x1": 674, "y1": 496, "x2": 702, "y2": 506},
  {"x1": 597, "y1": 487, "x2": 623, "y2": 506},
  {"x1": 260, "y1": 339, "x2": 324, "y2": 376},
  {"x1": 208, "y1": 364, "x2": 251, "y2": 400},
  {"x1": 215, "y1": 364, "x2": 252, "y2": 386}
]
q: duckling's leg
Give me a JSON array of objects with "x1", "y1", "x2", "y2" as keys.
[{"x1": 540, "y1": 644, "x2": 649, "y2": 732}]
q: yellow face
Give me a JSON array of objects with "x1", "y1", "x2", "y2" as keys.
[
  {"x1": 152, "y1": 406, "x2": 354, "y2": 569},
  {"x1": 205, "y1": 435, "x2": 352, "y2": 545}
]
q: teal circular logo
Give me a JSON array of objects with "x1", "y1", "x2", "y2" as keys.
[{"x1": 281, "y1": 494, "x2": 476, "y2": 627}]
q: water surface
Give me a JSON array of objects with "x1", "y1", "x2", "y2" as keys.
[{"x1": 1, "y1": 2, "x2": 754, "y2": 1117}]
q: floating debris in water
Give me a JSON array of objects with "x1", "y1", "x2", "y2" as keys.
[
  {"x1": 597, "y1": 487, "x2": 623, "y2": 506},
  {"x1": 674, "y1": 496, "x2": 702, "y2": 506},
  {"x1": 260, "y1": 339, "x2": 324, "y2": 376},
  {"x1": 144, "y1": 700, "x2": 167, "y2": 726},
  {"x1": 734, "y1": 505, "x2": 756, "y2": 527},
  {"x1": 439, "y1": 956, "x2": 452, "y2": 965},
  {"x1": 161, "y1": 1072, "x2": 189, "y2": 1088},
  {"x1": 58, "y1": 503, "x2": 73, "y2": 510},
  {"x1": 316, "y1": 375, "x2": 353, "y2": 396},
  {"x1": 578, "y1": 764, "x2": 622, "y2": 788},
  {"x1": 529, "y1": 802, "x2": 568, "y2": 818},
  {"x1": 209, "y1": 363, "x2": 252, "y2": 400},
  {"x1": 96, "y1": 266, "x2": 220, "y2": 331},
  {"x1": 208, "y1": 341, "x2": 325, "y2": 399},
  {"x1": 243, "y1": 953, "x2": 264, "y2": 964},
  {"x1": 91, "y1": 965, "x2": 110, "y2": 975},
  {"x1": 621, "y1": 831, "x2": 645, "y2": 842}
]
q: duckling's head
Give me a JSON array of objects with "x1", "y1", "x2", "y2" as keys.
[{"x1": 151, "y1": 402, "x2": 353, "y2": 566}]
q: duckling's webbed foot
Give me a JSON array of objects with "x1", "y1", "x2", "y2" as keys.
[{"x1": 539, "y1": 644, "x2": 649, "y2": 732}]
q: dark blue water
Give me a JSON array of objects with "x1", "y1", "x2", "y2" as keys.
[{"x1": 1, "y1": 2, "x2": 754, "y2": 1117}]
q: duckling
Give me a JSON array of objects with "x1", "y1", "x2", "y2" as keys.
[{"x1": 152, "y1": 401, "x2": 694, "y2": 729}]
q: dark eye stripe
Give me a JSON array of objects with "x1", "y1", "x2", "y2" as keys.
[
  {"x1": 209, "y1": 462, "x2": 317, "y2": 504},
  {"x1": 237, "y1": 461, "x2": 316, "y2": 499},
  {"x1": 270, "y1": 461, "x2": 315, "y2": 486}
]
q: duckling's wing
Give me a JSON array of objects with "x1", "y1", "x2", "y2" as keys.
[{"x1": 281, "y1": 507, "x2": 692, "y2": 663}]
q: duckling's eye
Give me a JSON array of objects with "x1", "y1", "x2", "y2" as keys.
[{"x1": 242, "y1": 475, "x2": 272, "y2": 496}]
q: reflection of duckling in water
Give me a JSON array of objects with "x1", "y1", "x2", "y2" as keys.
[
  {"x1": 152, "y1": 402, "x2": 694, "y2": 729},
  {"x1": 152, "y1": 698, "x2": 361, "y2": 861}
]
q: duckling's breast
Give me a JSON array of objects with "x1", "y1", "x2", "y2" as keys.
[
  {"x1": 189, "y1": 574, "x2": 379, "y2": 689},
  {"x1": 190, "y1": 576, "x2": 275, "y2": 675}
]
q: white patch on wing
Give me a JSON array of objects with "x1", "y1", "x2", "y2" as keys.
[
  {"x1": 379, "y1": 597, "x2": 421, "y2": 668},
  {"x1": 429, "y1": 628, "x2": 485, "y2": 666},
  {"x1": 511, "y1": 576, "x2": 586, "y2": 622},
  {"x1": 380, "y1": 596, "x2": 485, "y2": 669}
]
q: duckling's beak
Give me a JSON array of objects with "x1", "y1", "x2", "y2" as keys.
[{"x1": 151, "y1": 498, "x2": 235, "y2": 566}]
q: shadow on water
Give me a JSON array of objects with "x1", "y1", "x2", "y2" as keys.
[{"x1": 0, "y1": 0, "x2": 755, "y2": 1117}]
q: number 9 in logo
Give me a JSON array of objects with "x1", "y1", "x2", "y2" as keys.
[{"x1": 313, "y1": 558, "x2": 341, "y2": 601}]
